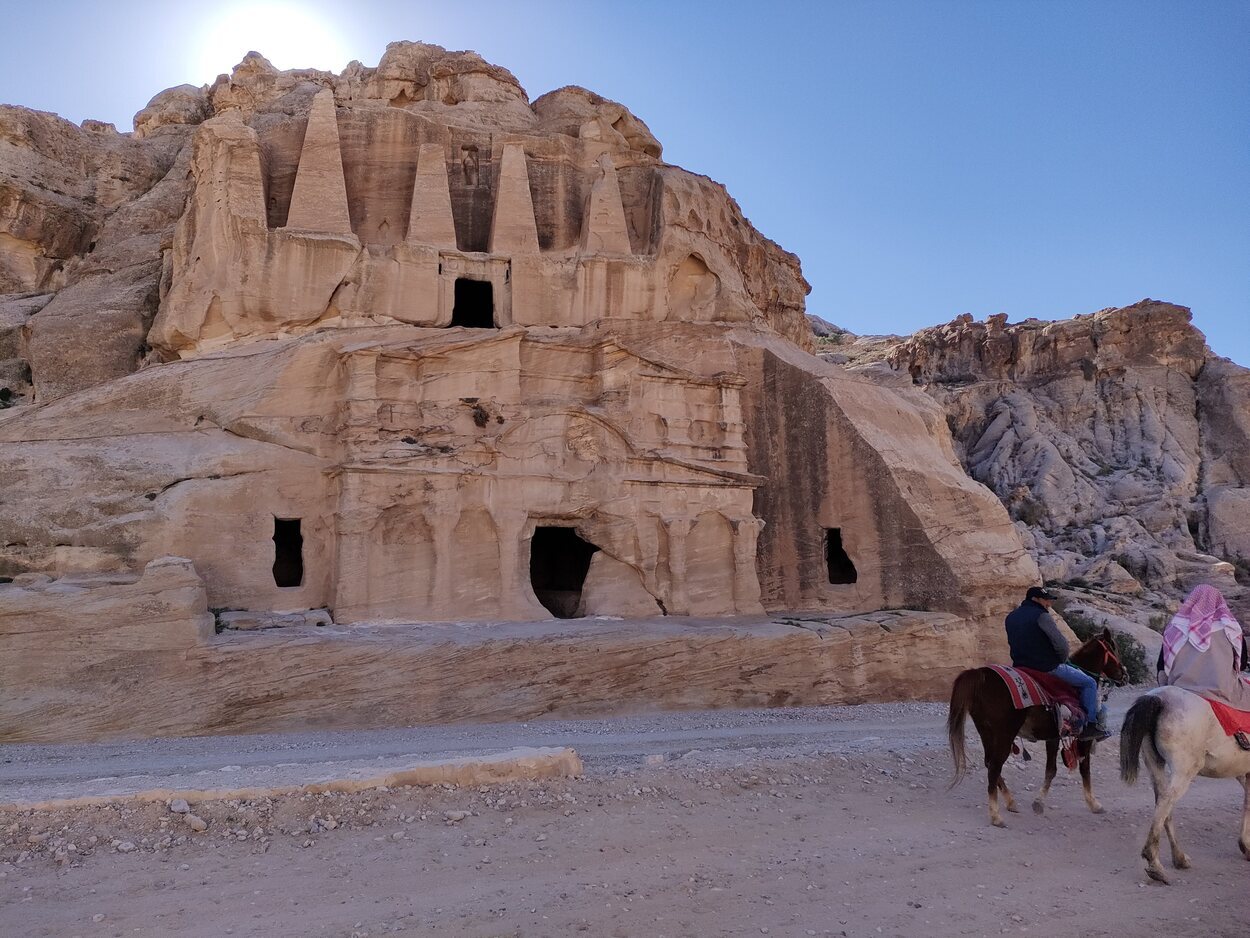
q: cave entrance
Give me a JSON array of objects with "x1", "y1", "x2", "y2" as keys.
[
  {"x1": 273, "y1": 517, "x2": 304, "y2": 588},
  {"x1": 824, "y1": 528, "x2": 857, "y2": 585},
  {"x1": 530, "y1": 526, "x2": 599, "y2": 618},
  {"x1": 451, "y1": 277, "x2": 495, "y2": 328}
]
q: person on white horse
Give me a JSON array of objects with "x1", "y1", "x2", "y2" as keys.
[
  {"x1": 1122, "y1": 582, "x2": 1250, "y2": 883},
  {"x1": 1158, "y1": 583, "x2": 1250, "y2": 750},
  {"x1": 1004, "y1": 586, "x2": 1109, "y2": 740}
]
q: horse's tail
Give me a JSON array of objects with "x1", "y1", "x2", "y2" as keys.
[
  {"x1": 947, "y1": 668, "x2": 985, "y2": 788},
  {"x1": 1120, "y1": 694, "x2": 1165, "y2": 785}
]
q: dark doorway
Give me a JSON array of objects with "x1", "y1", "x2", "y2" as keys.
[
  {"x1": 530, "y1": 526, "x2": 599, "y2": 618},
  {"x1": 824, "y1": 528, "x2": 857, "y2": 584},
  {"x1": 451, "y1": 278, "x2": 495, "y2": 328},
  {"x1": 273, "y1": 518, "x2": 304, "y2": 588}
]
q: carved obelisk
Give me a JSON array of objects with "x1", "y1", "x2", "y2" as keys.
[
  {"x1": 285, "y1": 89, "x2": 352, "y2": 234},
  {"x1": 488, "y1": 143, "x2": 540, "y2": 254},
  {"x1": 406, "y1": 144, "x2": 458, "y2": 248}
]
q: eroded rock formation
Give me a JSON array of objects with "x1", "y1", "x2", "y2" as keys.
[
  {"x1": 0, "y1": 42, "x2": 1034, "y2": 741},
  {"x1": 845, "y1": 301, "x2": 1250, "y2": 627}
]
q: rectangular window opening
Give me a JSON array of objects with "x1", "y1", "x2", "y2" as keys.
[
  {"x1": 825, "y1": 528, "x2": 857, "y2": 585},
  {"x1": 451, "y1": 277, "x2": 496, "y2": 328},
  {"x1": 273, "y1": 517, "x2": 304, "y2": 588}
]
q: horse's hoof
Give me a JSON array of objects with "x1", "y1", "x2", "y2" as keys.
[
  {"x1": 1031, "y1": 800, "x2": 1044, "y2": 816},
  {"x1": 1089, "y1": 804, "x2": 1105, "y2": 815},
  {"x1": 1146, "y1": 867, "x2": 1170, "y2": 885},
  {"x1": 1240, "y1": 838, "x2": 1250, "y2": 859},
  {"x1": 1006, "y1": 804, "x2": 1020, "y2": 814},
  {"x1": 1173, "y1": 855, "x2": 1191, "y2": 870},
  {"x1": 991, "y1": 818, "x2": 1007, "y2": 828}
]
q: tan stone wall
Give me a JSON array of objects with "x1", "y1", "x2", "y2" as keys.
[
  {"x1": 0, "y1": 558, "x2": 214, "y2": 741},
  {"x1": 0, "y1": 562, "x2": 982, "y2": 743},
  {"x1": 0, "y1": 43, "x2": 1039, "y2": 742}
]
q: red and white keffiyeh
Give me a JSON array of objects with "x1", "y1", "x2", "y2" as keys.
[{"x1": 1161, "y1": 584, "x2": 1244, "y2": 672}]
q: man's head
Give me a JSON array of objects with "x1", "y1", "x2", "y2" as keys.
[{"x1": 1026, "y1": 585, "x2": 1056, "y2": 608}]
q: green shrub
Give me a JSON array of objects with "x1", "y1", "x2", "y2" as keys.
[
  {"x1": 1060, "y1": 607, "x2": 1099, "y2": 641},
  {"x1": 1055, "y1": 603, "x2": 1151, "y2": 684},
  {"x1": 1013, "y1": 497, "x2": 1047, "y2": 527},
  {"x1": 1116, "y1": 632, "x2": 1151, "y2": 685}
]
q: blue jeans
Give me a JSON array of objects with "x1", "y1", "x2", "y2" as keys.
[{"x1": 1050, "y1": 663, "x2": 1100, "y2": 724}]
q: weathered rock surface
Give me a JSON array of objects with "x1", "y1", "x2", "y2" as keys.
[
  {"x1": 0, "y1": 105, "x2": 190, "y2": 398},
  {"x1": 0, "y1": 563, "x2": 980, "y2": 742},
  {"x1": 854, "y1": 301, "x2": 1250, "y2": 622},
  {"x1": 0, "y1": 42, "x2": 1036, "y2": 741}
]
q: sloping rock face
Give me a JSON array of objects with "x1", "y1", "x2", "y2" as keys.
[
  {"x1": 0, "y1": 42, "x2": 1034, "y2": 740},
  {"x1": 882, "y1": 301, "x2": 1250, "y2": 620},
  {"x1": 0, "y1": 105, "x2": 192, "y2": 402}
]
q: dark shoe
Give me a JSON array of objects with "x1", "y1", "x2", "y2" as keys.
[
  {"x1": 1234, "y1": 731, "x2": 1250, "y2": 752},
  {"x1": 1079, "y1": 722, "x2": 1112, "y2": 742}
]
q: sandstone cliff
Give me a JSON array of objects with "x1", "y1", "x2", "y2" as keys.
[
  {"x1": 822, "y1": 301, "x2": 1250, "y2": 627},
  {"x1": 0, "y1": 42, "x2": 1036, "y2": 741},
  {"x1": 0, "y1": 42, "x2": 809, "y2": 408}
]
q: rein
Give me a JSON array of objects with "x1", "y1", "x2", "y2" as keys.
[{"x1": 1076, "y1": 637, "x2": 1126, "y2": 703}]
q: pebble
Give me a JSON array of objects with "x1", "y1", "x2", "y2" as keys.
[
  {"x1": 92, "y1": 913, "x2": 105, "y2": 923},
  {"x1": 185, "y1": 815, "x2": 208, "y2": 832},
  {"x1": 115, "y1": 841, "x2": 136, "y2": 853},
  {"x1": 169, "y1": 799, "x2": 190, "y2": 814}
]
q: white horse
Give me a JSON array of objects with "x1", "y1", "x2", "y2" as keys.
[{"x1": 1120, "y1": 686, "x2": 1250, "y2": 883}]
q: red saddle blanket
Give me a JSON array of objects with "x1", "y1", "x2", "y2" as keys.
[
  {"x1": 986, "y1": 664, "x2": 1083, "y2": 717},
  {"x1": 1204, "y1": 698, "x2": 1250, "y2": 736}
]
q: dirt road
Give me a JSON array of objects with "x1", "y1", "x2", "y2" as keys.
[{"x1": 3, "y1": 696, "x2": 1248, "y2": 937}]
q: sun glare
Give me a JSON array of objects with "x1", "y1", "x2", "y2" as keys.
[{"x1": 194, "y1": 2, "x2": 350, "y2": 81}]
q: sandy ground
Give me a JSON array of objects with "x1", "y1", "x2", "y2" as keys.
[{"x1": 3, "y1": 701, "x2": 1249, "y2": 937}]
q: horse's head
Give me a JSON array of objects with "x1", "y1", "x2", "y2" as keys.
[{"x1": 1073, "y1": 626, "x2": 1128, "y2": 686}]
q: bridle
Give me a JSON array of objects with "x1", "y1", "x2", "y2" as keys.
[{"x1": 1078, "y1": 637, "x2": 1129, "y2": 705}]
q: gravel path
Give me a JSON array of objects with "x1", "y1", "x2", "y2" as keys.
[
  {"x1": 0, "y1": 701, "x2": 958, "y2": 804},
  {"x1": 6, "y1": 689, "x2": 1246, "y2": 938}
]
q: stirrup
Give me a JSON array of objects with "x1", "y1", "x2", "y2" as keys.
[
  {"x1": 1234, "y1": 731, "x2": 1250, "y2": 752},
  {"x1": 1079, "y1": 722, "x2": 1111, "y2": 742}
]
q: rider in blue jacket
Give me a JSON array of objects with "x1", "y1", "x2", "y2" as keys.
[{"x1": 1005, "y1": 586, "x2": 1109, "y2": 740}]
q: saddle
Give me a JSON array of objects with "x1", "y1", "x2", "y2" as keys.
[
  {"x1": 988, "y1": 664, "x2": 1085, "y2": 767},
  {"x1": 1203, "y1": 697, "x2": 1250, "y2": 750},
  {"x1": 987, "y1": 664, "x2": 1084, "y2": 719}
]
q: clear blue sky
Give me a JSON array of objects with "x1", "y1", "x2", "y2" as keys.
[{"x1": 3, "y1": 1, "x2": 1246, "y2": 363}]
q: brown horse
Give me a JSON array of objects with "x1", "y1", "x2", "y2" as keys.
[{"x1": 947, "y1": 628, "x2": 1128, "y2": 827}]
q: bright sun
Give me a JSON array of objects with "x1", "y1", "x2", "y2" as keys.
[{"x1": 194, "y1": 2, "x2": 350, "y2": 81}]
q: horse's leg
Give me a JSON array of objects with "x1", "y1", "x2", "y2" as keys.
[
  {"x1": 1163, "y1": 813, "x2": 1191, "y2": 870},
  {"x1": 1032, "y1": 739, "x2": 1059, "y2": 815},
  {"x1": 1142, "y1": 753, "x2": 1196, "y2": 884},
  {"x1": 997, "y1": 776, "x2": 1019, "y2": 814},
  {"x1": 1238, "y1": 774, "x2": 1250, "y2": 861},
  {"x1": 985, "y1": 733, "x2": 1015, "y2": 828},
  {"x1": 1078, "y1": 742, "x2": 1105, "y2": 814}
]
